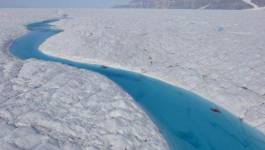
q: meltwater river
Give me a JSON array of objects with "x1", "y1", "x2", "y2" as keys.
[{"x1": 10, "y1": 19, "x2": 265, "y2": 150}]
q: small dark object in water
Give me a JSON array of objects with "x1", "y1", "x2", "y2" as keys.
[
  {"x1": 101, "y1": 65, "x2": 108, "y2": 69},
  {"x1": 211, "y1": 108, "x2": 221, "y2": 113},
  {"x1": 241, "y1": 86, "x2": 248, "y2": 90},
  {"x1": 239, "y1": 117, "x2": 243, "y2": 122}
]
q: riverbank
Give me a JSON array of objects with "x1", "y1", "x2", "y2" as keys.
[
  {"x1": 41, "y1": 9, "x2": 265, "y2": 133},
  {"x1": 0, "y1": 9, "x2": 168, "y2": 150}
]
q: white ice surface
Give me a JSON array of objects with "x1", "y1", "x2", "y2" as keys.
[
  {"x1": 41, "y1": 9, "x2": 265, "y2": 133},
  {"x1": 0, "y1": 9, "x2": 168, "y2": 150},
  {"x1": 242, "y1": 0, "x2": 259, "y2": 9}
]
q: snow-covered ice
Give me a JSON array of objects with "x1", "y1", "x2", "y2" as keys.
[
  {"x1": 1, "y1": 8, "x2": 265, "y2": 150},
  {"x1": 124, "y1": 0, "x2": 256, "y2": 9},
  {"x1": 0, "y1": 9, "x2": 168, "y2": 150},
  {"x1": 40, "y1": 9, "x2": 265, "y2": 133},
  {"x1": 242, "y1": 0, "x2": 259, "y2": 9}
]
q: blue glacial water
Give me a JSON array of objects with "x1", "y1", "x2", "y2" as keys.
[{"x1": 10, "y1": 19, "x2": 265, "y2": 150}]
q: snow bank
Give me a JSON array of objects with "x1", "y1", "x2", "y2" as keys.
[
  {"x1": 0, "y1": 9, "x2": 168, "y2": 150},
  {"x1": 41, "y1": 9, "x2": 265, "y2": 133}
]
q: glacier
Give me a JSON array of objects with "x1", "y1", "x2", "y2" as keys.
[
  {"x1": 0, "y1": 9, "x2": 168, "y2": 150},
  {"x1": 41, "y1": 9, "x2": 265, "y2": 133},
  {"x1": 1, "y1": 8, "x2": 265, "y2": 150}
]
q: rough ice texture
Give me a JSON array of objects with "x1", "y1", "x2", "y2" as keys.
[
  {"x1": 0, "y1": 9, "x2": 168, "y2": 150},
  {"x1": 41, "y1": 9, "x2": 265, "y2": 133},
  {"x1": 121, "y1": 0, "x2": 254, "y2": 9}
]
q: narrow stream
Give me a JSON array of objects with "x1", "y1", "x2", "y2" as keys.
[{"x1": 10, "y1": 19, "x2": 265, "y2": 150}]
